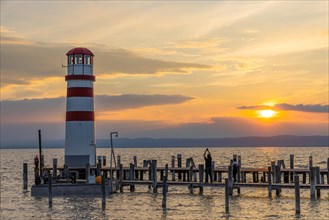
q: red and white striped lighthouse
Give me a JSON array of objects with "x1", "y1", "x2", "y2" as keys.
[{"x1": 64, "y1": 47, "x2": 96, "y2": 167}]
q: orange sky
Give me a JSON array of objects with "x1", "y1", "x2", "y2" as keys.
[{"x1": 1, "y1": 1, "x2": 328, "y2": 144}]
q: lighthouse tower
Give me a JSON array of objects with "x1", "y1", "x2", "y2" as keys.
[{"x1": 64, "y1": 47, "x2": 96, "y2": 167}]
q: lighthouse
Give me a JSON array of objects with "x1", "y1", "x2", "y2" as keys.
[{"x1": 64, "y1": 47, "x2": 96, "y2": 167}]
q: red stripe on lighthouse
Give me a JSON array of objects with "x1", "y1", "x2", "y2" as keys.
[
  {"x1": 65, "y1": 75, "x2": 96, "y2": 81},
  {"x1": 67, "y1": 87, "x2": 93, "y2": 97},
  {"x1": 66, "y1": 111, "x2": 94, "y2": 121}
]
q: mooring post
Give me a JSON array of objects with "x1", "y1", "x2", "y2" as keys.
[
  {"x1": 225, "y1": 178, "x2": 229, "y2": 215},
  {"x1": 97, "y1": 161, "x2": 101, "y2": 176},
  {"x1": 199, "y1": 164, "x2": 204, "y2": 194},
  {"x1": 152, "y1": 160, "x2": 158, "y2": 193},
  {"x1": 102, "y1": 174, "x2": 106, "y2": 210},
  {"x1": 48, "y1": 173, "x2": 52, "y2": 208},
  {"x1": 290, "y1": 154, "x2": 294, "y2": 182},
  {"x1": 103, "y1": 156, "x2": 106, "y2": 167},
  {"x1": 268, "y1": 166, "x2": 272, "y2": 199},
  {"x1": 294, "y1": 174, "x2": 301, "y2": 216},
  {"x1": 130, "y1": 163, "x2": 135, "y2": 192},
  {"x1": 23, "y1": 163, "x2": 28, "y2": 191},
  {"x1": 327, "y1": 158, "x2": 329, "y2": 185},
  {"x1": 177, "y1": 154, "x2": 182, "y2": 180},
  {"x1": 148, "y1": 162, "x2": 152, "y2": 190},
  {"x1": 237, "y1": 164, "x2": 241, "y2": 195},
  {"x1": 53, "y1": 159, "x2": 57, "y2": 181},
  {"x1": 171, "y1": 156, "x2": 175, "y2": 181},
  {"x1": 117, "y1": 155, "x2": 121, "y2": 179},
  {"x1": 162, "y1": 164, "x2": 168, "y2": 210},
  {"x1": 276, "y1": 165, "x2": 281, "y2": 197},
  {"x1": 315, "y1": 167, "x2": 320, "y2": 198},
  {"x1": 86, "y1": 163, "x2": 90, "y2": 183},
  {"x1": 310, "y1": 167, "x2": 316, "y2": 200},
  {"x1": 309, "y1": 156, "x2": 313, "y2": 183},
  {"x1": 40, "y1": 155, "x2": 44, "y2": 178},
  {"x1": 228, "y1": 165, "x2": 233, "y2": 196},
  {"x1": 189, "y1": 165, "x2": 194, "y2": 194},
  {"x1": 133, "y1": 156, "x2": 137, "y2": 167},
  {"x1": 119, "y1": 164, "x2": 123, "y2": 193}
]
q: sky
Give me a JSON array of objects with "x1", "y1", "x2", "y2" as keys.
[{"x1": 1, "y1": 1, "x2": 328, "y2": 145}]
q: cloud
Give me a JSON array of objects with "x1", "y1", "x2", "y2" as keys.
[
  {"x1": 1, "y1": 43, "x2": 211, "y2": 86},
  {"x1": 237, "y1": 103, "x2": 328, "y2": 113},
  {"x1": 0, "y1": 94, "x2": 193, "y2": 123}
]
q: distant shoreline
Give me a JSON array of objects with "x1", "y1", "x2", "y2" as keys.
[{"x1": 1, "y1": 135, "x2": 328, "y2": 149}]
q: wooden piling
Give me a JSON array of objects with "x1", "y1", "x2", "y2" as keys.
[
  {"x1": 177, "y1": 154, "x2": 182, "y2": 180},
  {"x1": 268, "y1": 166, "x2": 272, "y2": 199},
  {"x1": 119, "y1": 164, "x2": 123, "y2": 193},
  {"x1": 171, "y1": 156, "x2": 175, "y2": 181},
  {"x1": 237, "y1": 165, "x2": 241, "y2": 194},
  {"x1": 23, "y1": 163, "x2": 28, "y2": 191},
  {"x1": 148, "y1": 163, "x2": 152, "y2": 190},
  {"x1": 48, "y1": 173, "x2": 52, "y2": 208},
  {"x1": 40, "y1": 155, "x2": 44, "y2": 178},
  {"x1": 162, "y1": 164, "x2": 168, "y2": 210},
  {"x1": 310, "y1": 167, "x2": 316, "y2": 200},
  {"x1": 290, "y1": 154, "x2": 294, "y2": 182},
  {"x1": 133, "y1": 156, "x2": 137, "y2": 167},
  {"x1": 53, "y1": 159, "x2": 57, "y2": 181},
  {"x1": 309, "y1": 156, "x2": 313, "y2": 183},
  {"x1": 102, "y1": 174, "x2": 106, "y2": 211},
  {"x1": 97, "y1": 159, "x2": 101, "y2": 176},
  {"x1": 199, "y1": 164, "x2": 204, "y2": 194},
  {"x1": 103, "y1": 156, "x2": 106, "y2": 167},
  {"x1": 294, "y1": 175, "x2": 301, "y2": 216},
  {"x1": 117, "y1": 155, "x2": 121, "y2": 179},
  {"x1": 152, "y1": 160, "x2": 158, "y2": 193},
  {"x1": 225, "y1": 178, "x2": 229, "y2": 215},
  {"x1": 228, "y1": 165, "x2": 233, "y2": 195},
  {"x1": 327, "y1": 158, "x2": 329, "y2": 185},
  {"x1": 130, "y1": 163, "x2": 135, "y2": 192},
  {"x1": 98, "y1": 156, "x2": 102, "y2": 167},
  {"x1": 315, "y1": 167, "x2": 320, "y2": 198},
  {"x1": 276, "y1": 165, "x2": 281, "y2": 197}
]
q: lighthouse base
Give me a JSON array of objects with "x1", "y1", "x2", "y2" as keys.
[{"x1": 65, "y1": 155, "x2": 90, "y2": 168}]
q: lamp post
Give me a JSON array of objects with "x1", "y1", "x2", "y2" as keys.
[{"x1": 110, "y1": 132, "x2": 119, "y2": 179}]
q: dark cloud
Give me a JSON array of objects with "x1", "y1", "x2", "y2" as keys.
[
  {"x1": 0, "y1": 94, "x2": 193, "y2": 123},
  {"x1": 1, "y1": 44, "x2": 210, "y2": 86},
  {"x1": 237, "y1": 103, "x2": 328, "y2": 113}
]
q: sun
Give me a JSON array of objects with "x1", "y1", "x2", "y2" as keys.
[{"x1": 257, "y1": 109, "x2": 278, "y2": 118}]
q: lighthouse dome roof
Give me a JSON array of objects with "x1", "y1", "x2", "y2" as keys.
[{"x1": 66, "y1": 47, "x2": 94, "y2": 56}]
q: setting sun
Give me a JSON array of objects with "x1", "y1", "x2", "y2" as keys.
[{"x1": 258, "y1": 109, "x2": 278, "y2": 118}]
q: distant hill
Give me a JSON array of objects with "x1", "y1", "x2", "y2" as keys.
[{"x1": 1, "y1": 135, "x2": 328, "y2": 149}]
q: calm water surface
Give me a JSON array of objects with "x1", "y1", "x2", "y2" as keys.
[{"x1": 1, "y1": 147, "x2": 328, "y2": 219}]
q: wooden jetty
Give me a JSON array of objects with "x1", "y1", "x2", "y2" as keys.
[{"x1": 27, "y1": 154, "x2": 329, "y2": 215}]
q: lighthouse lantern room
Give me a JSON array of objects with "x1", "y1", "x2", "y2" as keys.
[{"x1": 64, "y1": 47, "x2": 96, "y2": 167}]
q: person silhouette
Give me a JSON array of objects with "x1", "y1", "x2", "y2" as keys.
[{"x1": 204, "y1": 148, "x2": 213, "y2": 183}]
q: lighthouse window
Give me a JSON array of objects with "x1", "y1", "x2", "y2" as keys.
[
  {"x1": 75, "y1": 54, "x2": 83, "y2": 64},
  {"x1": 84, "y1": 55, "x2": 90, "y2": 65},
  {"x1": 68, "y1": 55, "x2": 74, "y2": 65}
]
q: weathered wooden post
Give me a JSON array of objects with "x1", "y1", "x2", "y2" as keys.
[
  {"x1": 162, "y1": 164, "x2": 168, "y2": 210},
  {"x1": 199, "y1": 164, "x2": 204, "y2": 194},
  {"x1": 98, "y1": 156, "x2": 102, "y2": 167},
  {"x1": 225, "y1": 178, "x2": 229, "y2": 215},
  {"x1": 86, "y1": 163, "x2": 90, "y2": 183},
  {"x1": 133, "y1": 156, "x2": 137, "y2": 167},
  {"x1": 117, "y1": 155, "x2": 121, "y2": 179},
  {"x1": 48, "y1": 173, "x2": 52, "y2": 208},
  {"x1": 327, "y1": 158, "x2": 329, "y2": 185},
  {"x1": 102, "y1": 174, "x2": 106, "y2": 210},
  {"x1": 294, "y1": 174, "x2": 301, "y2": 216},
  {"x1": 23, "y1": 163, "x2": 28, "y2": 191},
  {"x1": 315, "y1": 167, "x2": 320, "y2": 198},
  {"x1": 309, "y1": 156, "x2": 313, "y2": 183},
  {"x1": 310, "y1": 167, "x2": 316, "y2": 200},
  {"x1": 53, "y1": 159, "x2": 57, "y2": 181},
  {"x1": 40, "y1": 155, "x2": 45, "y2": 178},
  {"x1": 103, "y1": 156, "x2": 106, "y2": 167},
  {"x1": 237, "y1": 164, "x2": 241, "y2": 195},
  {"x1": 171, "y1": 156, "x2": 175, "y2": 181},
  {"x1": 290, "y1": 154, "x2": 294, "y2": 182},
  {"x1": 130, "y1": 163, "x2": 135, "y2": 192},
  {"x1": 152, "y1": 160, "x2": 158, "y2": 193},
  {"x1": 177, "y1": 154, "x2": 182, "y2": 180},
  {"x1": 189, "y1": 165, "x2": 194, "y2": 194},
  {"x1": 119, "y1": 164, "x2": 123, "y2": 193},
  {"x1": 148, "y1": 162, "x2": 152, "y2": 190},
  {"x1": 228, "y1": 165, "x2": 233, "y2": 195},
  {"x1": 268, "y1": 166, "x2": 272, "y2": 199},
  {"x1": 97, "y1": 157, "x2": 101, "y2": 176},
  {"x1": 276, "y1": 165, "x2": 281, "y2": 197}
]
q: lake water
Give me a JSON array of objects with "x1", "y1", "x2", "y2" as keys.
[{"x1": 1, "y1": 147, "x2": 328, "y2": 219}]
